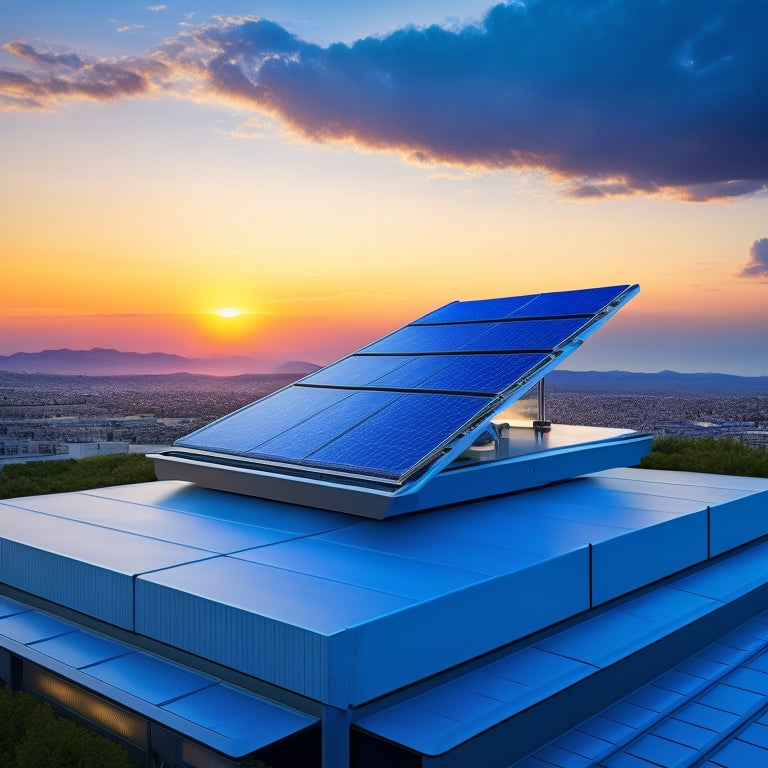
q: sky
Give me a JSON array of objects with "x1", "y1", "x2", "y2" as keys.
[{"x1": 1, "y1": 0, "x2": 767, "y2": 375}]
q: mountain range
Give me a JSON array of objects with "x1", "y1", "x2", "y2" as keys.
[
  {"x1": 0, "y1": 348, "x2": 320, "y2": 377},
  {"x1": 1, "y1": 349, "x2": 767, "y2": 393}
]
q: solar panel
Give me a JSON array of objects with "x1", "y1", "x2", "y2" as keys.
[{"x1": 172, "y1": 284, "x2": 637, "y2": 485}]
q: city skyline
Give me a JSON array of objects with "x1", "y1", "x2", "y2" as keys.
[{"x1": 2, "y1": 0, "x2": 768, "y2": 374}]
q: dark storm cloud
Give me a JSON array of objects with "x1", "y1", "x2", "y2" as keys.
[
  {"x1": 2, "y1": 0, "x2": 767, "y2": 199},
  {"x1": 740, "y1": 239, "x2": 768, "y2": 278}
]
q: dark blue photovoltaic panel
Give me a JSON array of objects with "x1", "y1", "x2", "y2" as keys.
[
  {"x1": 305, "y1": 393, "x2": 492, "y2": 479},
  {"x1": 419, "y1": 353, "x2": 550, "y2": 393},
  {"x1": 300, "y1": 353, "x2": 550, "y2": 395},
  {"x1": 175, "y1": 386, "x2": 352, "y2": 455},
  {"x1": 362, "y1": 318, "x2": 586, "y2": 355},
  {"x1": 248, "y1": 391, "x2": 401, "y2": 461},
  {"x1": 301, "y1": 356, "x2": 412, "y2": 387},
  {"x1": 510, "y1": 285, "x2": 629, "y2": 318},
  {"x1": 467, "y1": 318, "x2": 587, "y2": 351},
  {"x1": 369, "y1": 357, "x2": 454, "y2": 388},
  {"x1": 172, "y1": 284, "x2": 638, "y2": 483},
  {"x1": 412, "y1": 284, "x2": 629, "y2": 324},
  {"x1": 360, "y1": 324, "x2": 490, "y2": 355},
  {"x1": 412, "y1": 295, "x2": 538, "y2": 324}
]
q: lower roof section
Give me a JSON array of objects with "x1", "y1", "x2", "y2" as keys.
[
  {"x1": 0, "y1": 594, "x2": 318, "y2": 759},
  {"x1": 354, "y1": 537, "x2": 768, "y2": 766},
  {"x1": 0, "y1": 464, "x2": 767, "y2": 708}
]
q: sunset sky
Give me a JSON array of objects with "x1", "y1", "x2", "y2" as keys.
[{"x1": 2, "y1": 0, "x2": 767, "y2": 374}]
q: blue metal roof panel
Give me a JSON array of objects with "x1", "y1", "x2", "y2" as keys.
[
  {"x1": 32, "y1": 629, "x2": 133, "y2": 669},
  {"x1": 0, "y1": 611, "x2": 76, "y2": 645},
  {"x1": 740, "y1": 719, "x2": 768, "y2": 748},
  {"x1": 317, "y1": 517, "x2": 561, "y2": 575},
  {"x1": 672, "y1": 539, "x2": 768, "y2": 603},
  {"x1": 534, "y1": 588, "x2": 717, "y2": 669},
  {"x1": 85, "y1": 481, "x2": 355, "y2": 535},
  {"x1": 588, "y1": 469, "x2": 768, "y2": 558},
  {"x1": 706, "y1": 738, "x2": 768, "y2": 767},
  {"x1": 578, "y1": 716, "x2": 637, "y2": 745},
  {"x1": 0, "y1": 503, "x2": 215, "y2": 627},
  {"x1": 0, "y1": 594, "x2": 30, "y2": 619},
  {"x1": 598, "y1": 466, "x2": 768, "y2": 493},
  {"x1": 137, "y1": 555, "x2": 415, "y2": 634},
  {"x1": 623, "y1": 684, "x2": 686, "y2": 714},
  {"x1": 0, "y1": 594, "x2": 319, "y2": 759},
  {"x1": 347, "y1": 548, "x2": 590, "y2": 706},
  {"x1": 651, "y1": 717, "x2": 717, "y2": 750},
  {"x1": 591, "y1": 511, "x2": 708, "y2": 605},
  {"x1": 0, "y1": 505, "x2": 213, "y2": 575},
  {"x1": 83, "y1": 652, "x2": 216, "y2": 706},
  {"x1": 232, "y1": 538, "x2": 486, "y2": 601},
  {"x1": 161, "y1": 683, "x2": 318, "y2": 756},
  {"x1": 6, "y1": 491, "x2": 302, "y2": 554}
]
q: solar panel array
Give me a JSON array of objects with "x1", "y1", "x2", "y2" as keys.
[{"x1": 174, "y1": 285, "x2": 636, "y2": 484}]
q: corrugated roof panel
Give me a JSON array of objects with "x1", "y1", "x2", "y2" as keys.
[{"x1": 0, "y1": 504, "x2": 214, "y2": 628}]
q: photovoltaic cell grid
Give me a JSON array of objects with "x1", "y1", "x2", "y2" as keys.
[{"x1": 174, "y1": 285, "x2": 636, "y2": 483}]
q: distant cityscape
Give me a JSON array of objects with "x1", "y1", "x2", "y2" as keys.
[{"x1": 1, "y1": 370, "x2": 768, "y2": 463}]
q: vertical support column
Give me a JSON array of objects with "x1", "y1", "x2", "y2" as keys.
[
  {"x1": 534, "y1": 378, "x2": 551, "y2": 432},
  {"x1": 322, "y1": 704, "x2": 351, "y2": 768}
]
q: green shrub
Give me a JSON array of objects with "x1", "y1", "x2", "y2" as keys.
[
  {"x1": 0, "y1": 454, "x2": 156, "y2": 499},
  {"x1": 0, "y1": 688, "x2": 139, "y2": 768},
  {"x1": 640, "y1": 437, "x2": 768, "y2": 478}
]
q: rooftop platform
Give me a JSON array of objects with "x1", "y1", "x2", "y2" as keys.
[{"x1": 2, "y1": 434, "x2": 768, "y2": 765}]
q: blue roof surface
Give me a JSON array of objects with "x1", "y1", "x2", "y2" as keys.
[
  {"x1": 3, "y1": 454, "x2": 768, "y2": 766},
  {"x1": 2, "y1": 462, "x2": 767, "y2": 710}
]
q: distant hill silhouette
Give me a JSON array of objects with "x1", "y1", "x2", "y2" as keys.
[
  {"x1": 275, "y1": 360, "x2": 323, "y2": 374},
  {"x1": 0, "y1": 348, "x2": 320, "y2": 377},
  {"x1": 1, "y1": 350, "x2": 765, "y2": 392},
  {"x1": 547, "y1": 369, "x2": 768, "y2": 394}
]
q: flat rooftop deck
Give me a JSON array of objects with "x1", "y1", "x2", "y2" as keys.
[{"x1": 2, "y1": 462, "x2": 767, "y2": 711}]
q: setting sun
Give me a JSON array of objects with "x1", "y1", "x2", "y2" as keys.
[{"x1": 215, "y1": 308, "x2": 242, "y2": 318}]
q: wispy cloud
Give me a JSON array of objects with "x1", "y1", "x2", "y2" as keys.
[
  {"x1": 739, "y1": 238, "x2": 768, "y2": 277},
  {"x1": 2, "y1": 1, "x2": 767, "y2": 200},
  {"x1": 115, "y1": 24, "x2": 147, "y2": 34}
]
